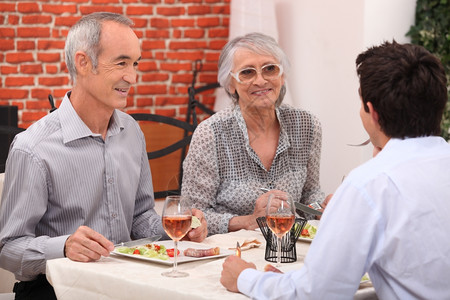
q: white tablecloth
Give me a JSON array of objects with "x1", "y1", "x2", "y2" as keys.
[{"x1": 46, "y1": 229, "x2": 374, "y2": 299}]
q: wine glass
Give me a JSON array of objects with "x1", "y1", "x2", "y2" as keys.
[
  {"x1": 266, "y1": 193, "x2": 295, "y2": 267},
  {"x1": 161, "y1": 195, "x2": 192, "y2": 277}
]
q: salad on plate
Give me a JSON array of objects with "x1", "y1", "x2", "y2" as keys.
[
  {"x1": 297, "y1": 221, "x2": 319, "y2": 242},
  {"x1": 116, "y1": 243, "x2": 170, "y2": 260}
]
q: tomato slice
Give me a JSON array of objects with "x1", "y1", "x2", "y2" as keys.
[
  {"x1": 301, "y1": 229, "x2": 309, "y2": 237},
  {"x1": 133, "y1": 249, "x2": 140, "y2": 254},
  {"x1": 166, "y1": 248, "x2": 180, "y2": 257}
]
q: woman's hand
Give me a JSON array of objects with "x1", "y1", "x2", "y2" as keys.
[
  {"x1": 251, "y1": 190, "x2": 287, "y2": 225},
  {"x1": 321, "y1": 194, "x2": 333, "y2": 211},
  {"x1": 184, "y1": 208, "x2": 208, "y2": 242},
  {"x1": 228, "y1": 190, "x2": 288, "y2": 231},
  {"x1": 316, "y1": 194, "x2": 333, "y2": 219}
]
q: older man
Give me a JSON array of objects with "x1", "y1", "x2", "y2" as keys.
[{"x1": 0, "y1": 12, "x2": 207, "y2": 299}]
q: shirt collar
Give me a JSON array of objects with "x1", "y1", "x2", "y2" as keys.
[
  {"x1": 275, "y1": 106, "x2": 290, "y2": 153},
  {"x1": 59, "y1": 92, "x2": 124, "y2": 144}
]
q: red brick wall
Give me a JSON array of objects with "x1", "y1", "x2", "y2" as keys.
[{"x1": 0, "y1": 0, "x2": 230, "y2": 128}]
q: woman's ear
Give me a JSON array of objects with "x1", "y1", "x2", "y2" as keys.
[{"x1": 228, "y1": 84, "x2": 236, "y2": 95}]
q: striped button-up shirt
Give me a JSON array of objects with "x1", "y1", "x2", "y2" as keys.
[{"x1": 0, "y1": 93, "x2": 165, "y2": 281}]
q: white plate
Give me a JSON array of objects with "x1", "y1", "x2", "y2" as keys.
[
  {"x1": 297, "y1": 236, "x2": 314, "y2": 243},
  {"x1": 297, "y1": 220, "x2": 319, "y2": 243},
  {"x1": 112, "y1": 240, "x2": 234, "y2": 265}
]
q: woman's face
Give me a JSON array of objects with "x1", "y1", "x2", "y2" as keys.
[{"x1": 229, "y1": 48, "x2": 284, "y2": 111}]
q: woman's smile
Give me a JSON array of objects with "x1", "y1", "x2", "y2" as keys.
[{"x1": 251, "y1": 88, "x2": 272, "y2": 96}]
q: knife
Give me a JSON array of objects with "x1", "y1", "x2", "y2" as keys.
[
  {"x1": 113, "y1": 235, "x2": 162, "y2": 248},
  {"x1": 295, "y1": 202, "x2": 322, "y2": 216},
  {"x1": 236, "y1": 242, "x2": 241, "y2": 258}
]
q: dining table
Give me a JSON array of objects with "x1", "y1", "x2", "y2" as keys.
[{"x1": 46, "y1": 227, "x2": 376, "y2": 300}]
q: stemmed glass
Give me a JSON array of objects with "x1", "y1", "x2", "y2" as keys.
[
  {"x1": 161, "y1": 195, "x2": 192, "y2": 277},
  {"x1": 266, "y1": 193, "x2": 295, "y2": 267}
]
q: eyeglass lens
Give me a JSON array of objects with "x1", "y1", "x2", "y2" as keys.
[{"x1": 238, "y1": 64, "x2": 281, "y2": 83}]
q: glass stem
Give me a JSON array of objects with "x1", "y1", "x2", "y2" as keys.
[
  {"x1": 276, "y1": 236, "x2": 282, "y2": 267},
  {"x1": 173, "y1": 240, "x2": 178, "y2": 273}
]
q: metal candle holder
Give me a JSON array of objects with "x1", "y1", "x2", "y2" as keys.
[{"x1": 256, "y1": 216, "x2": 307, "y2": 263}]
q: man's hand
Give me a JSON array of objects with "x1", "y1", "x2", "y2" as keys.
[
  {"x1": 220, "y1": 255, "x2": 256, "y2": 292},
  {"x1": 64, "y1": 226, "x2": 114, "y2": 262},
  {"x1": 185, "y1": 208, "x2": 208, "y2": 242}
]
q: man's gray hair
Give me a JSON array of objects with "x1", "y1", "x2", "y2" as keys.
[
  {"x1": 64, "y1": 12, "x2": 133, "y2": 84},
  {"x1": 217, "y1": 32, "x2": 290, "y2": 106}
]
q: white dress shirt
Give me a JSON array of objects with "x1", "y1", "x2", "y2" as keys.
[
  {"x1": 0, "y1": 93, "x2": 165, "y2": 281},
  {"x1": 238, "y1": 137, "x2": 450, "y2": 299}
]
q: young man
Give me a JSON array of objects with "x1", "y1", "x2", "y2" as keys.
[
  {"x1": 220, "y1": 41, "x2": 450, "y2": 299},
  {"x1": 0, "y1": 12, "x2": 207, "y2": 299}
]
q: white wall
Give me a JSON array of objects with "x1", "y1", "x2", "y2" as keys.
[{"x1": 274, "y1": 0, "x2": 416, "y2": 194}]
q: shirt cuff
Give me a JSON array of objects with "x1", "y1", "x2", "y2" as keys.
[
  {"x1": 45, "y1": 235, "x2": 70, "y2": 260},
  {"x1": 237, "y1": 268, "x2": 261, "y2": 296}
]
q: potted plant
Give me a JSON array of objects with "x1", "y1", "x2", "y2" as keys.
[{"x1": 407, "y1": 0, "x2": 450, "y2": 141}]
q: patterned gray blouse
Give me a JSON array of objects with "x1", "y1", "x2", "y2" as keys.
[{"x1": 181, "y1": 104, "x2": 325, "y2": 235}]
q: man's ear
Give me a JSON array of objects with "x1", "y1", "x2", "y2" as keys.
[
  {"x1": 366, "y1": 102, "x2": 379, "y2": 124},
  {"x1": 74, "y1": 51, "x2": 91, "y2": 76}
]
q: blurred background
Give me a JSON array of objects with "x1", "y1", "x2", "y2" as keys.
[{"x1": 0, "y1": 0, "x2": 448, "y2": 195}]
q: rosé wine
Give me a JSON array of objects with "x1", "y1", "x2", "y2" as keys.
[
  {"x1": 162, "y1": 215, "x2": 191, "y2": 241},
  {"x1": 266, "y1": 215, "x2": 295, "y2": 238}
]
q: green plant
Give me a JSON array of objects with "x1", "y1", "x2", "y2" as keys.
[{"x1": 407, "y1": 0, "x2": 450, "y2": 141}]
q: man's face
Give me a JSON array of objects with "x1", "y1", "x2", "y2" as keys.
[{"x1": 84, "y1": 21, "x2": 141, "y2": 111}]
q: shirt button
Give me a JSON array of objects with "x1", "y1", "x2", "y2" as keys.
[
  {"x1": 112, "y1": 213, "x2": 117, "y2": 218},
  {"x1": 108, "y1": 178, "x2": 114, "y2": 184}
]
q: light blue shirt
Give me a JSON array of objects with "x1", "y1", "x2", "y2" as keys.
[
  {"x1": 238, "y1": 137, "x2": 450, "y2": 299},
  {"x1": 0, "y1": 93, "x2": 165, "y2": 281}
]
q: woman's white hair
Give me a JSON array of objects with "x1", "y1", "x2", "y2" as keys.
[
  {"x1": 217, "y1": 32, "x2": 291, "y2": 106},
  {"x1": 64, "y1": 12, "x2": 133, "y2": 85}
]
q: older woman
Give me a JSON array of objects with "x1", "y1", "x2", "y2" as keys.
[{"x1": 181, "y1": 32, "x2": 326, "y2": 235}]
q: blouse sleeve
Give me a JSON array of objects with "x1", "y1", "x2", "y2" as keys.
[
  {"x1": 181, "y1": 122, "x2": 228, "y2": 234},
  {"x1": 181, "y1": 122, "x2": 232, "y2": 235},
  {"x1": 300, "y1": 114, "x2": 325, "y2": 206}
]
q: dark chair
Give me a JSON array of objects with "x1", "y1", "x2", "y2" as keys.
[
  {"x1": 0, "y1": 105, "x2": 25, "y2": 173},
  {"x1": 130, "y1": 113, "x2": 195, "y2": 200},
  {"x1": 133, "y1": 61, "x2": 219, "y2": 200},
  {"x1": 186, "y1": 59, "x2": 219, "y2": 128}
]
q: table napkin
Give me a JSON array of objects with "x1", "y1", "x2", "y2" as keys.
[{"x1": 228, "y1": 239, "x2": 261, "y2": 251}]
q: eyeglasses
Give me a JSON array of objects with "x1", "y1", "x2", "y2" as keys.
[{"x1": 230, "y1": 64, "x2": 283, "y2": 84}]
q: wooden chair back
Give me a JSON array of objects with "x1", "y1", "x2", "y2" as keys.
[{"x1": 130, "y1": 114, "x2": 194, "y2": 201}]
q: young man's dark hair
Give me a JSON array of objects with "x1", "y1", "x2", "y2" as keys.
[{"x1": 356, "y1": 40, "x2": 448, "y2": 138}]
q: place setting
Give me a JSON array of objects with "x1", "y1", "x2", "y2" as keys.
[{"x1": 112, "y1": 195, "x2": 235, "y2": 274}]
